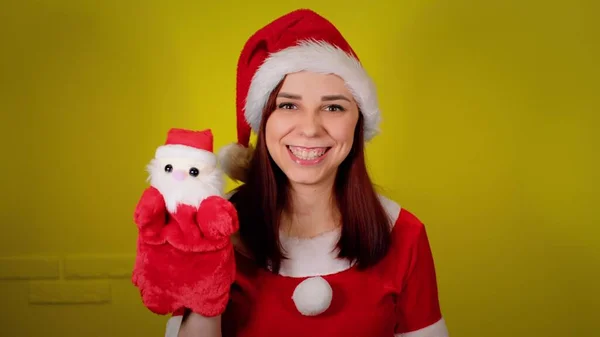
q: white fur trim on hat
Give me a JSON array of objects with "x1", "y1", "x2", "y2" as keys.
[
  {"x1": 155, "y1": 144, "x2": 217, "y2": 166},
  {"x1": 244, "y1": 39, "x2": 381, "y2": 141}
]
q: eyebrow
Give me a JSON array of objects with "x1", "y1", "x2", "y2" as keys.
[
  {"x1": 277, "y1": 92, "x2": 351, "y2": 102},
  {"x1": 321, "y1": 94, "x2": 351, "y2": 102},
  {"x1": 277, "y1": 92, "x2": 301, "y2": 99}
]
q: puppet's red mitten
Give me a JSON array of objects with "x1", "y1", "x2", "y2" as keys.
[
  {"x1": 197, "y1": 195, "x2": 240, "y2": 241},
  {"x1": 133, "y1": 186, "x2": 167, "y2": 245}
]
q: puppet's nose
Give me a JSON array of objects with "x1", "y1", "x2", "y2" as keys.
[{"x1": 172, "y1": 170, "x2": 186, "y2": 181}]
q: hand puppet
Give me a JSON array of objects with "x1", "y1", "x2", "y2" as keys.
[{"x1": 132, "y1": 128, "x2": 239, "y2": 317}]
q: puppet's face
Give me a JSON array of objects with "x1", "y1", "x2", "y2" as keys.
[{"x1": 147, "y1": 156, "x2": 224, "y2": 212}]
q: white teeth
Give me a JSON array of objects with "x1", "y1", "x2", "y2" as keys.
[{"x1": 288, "y1": 146, "x2": 328, "y2": 160}]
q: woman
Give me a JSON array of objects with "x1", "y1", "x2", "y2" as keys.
[{"x1": 168, "y1": 8, "x2": 449, "y2": 337}]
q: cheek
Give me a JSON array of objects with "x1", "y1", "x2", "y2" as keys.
[
  {"x1": 264, "y1": 116, "x2": 285, "y2": 159},
  {"x1": 326, "y1": 116, "x2": 358, "y2": 144},
  {"x1": 265, "y1": 114, "x2": 292, "y2": 146}
]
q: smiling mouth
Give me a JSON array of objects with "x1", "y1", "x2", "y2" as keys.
[{"x1": 287, "y1": 145, "x2": 331, "y2": 161}]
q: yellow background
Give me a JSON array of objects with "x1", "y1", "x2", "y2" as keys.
[{"x1": 1, "y1": 0, "x2": 598, "y2": 336}]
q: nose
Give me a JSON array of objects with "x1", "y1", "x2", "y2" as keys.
[
  {"x1": 172, "y1": 170, "x2": 186, "y2": 181},
  {"x1": 298, "y1": 111, "x2": 322, "y2": 137}
]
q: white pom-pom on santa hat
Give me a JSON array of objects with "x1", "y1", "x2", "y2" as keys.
[
  {"x1": 217, "y1": 142, "x2": 253, "y2": 183},
  {"x1": 292, "y1": 276, "x2": 333, "y2": 316}
]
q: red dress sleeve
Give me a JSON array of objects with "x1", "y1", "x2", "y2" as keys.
[{"x1": 393, "y1": 210, "x2": 446, "y2": 335}]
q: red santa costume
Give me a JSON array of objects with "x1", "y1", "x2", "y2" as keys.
[{"x1": 164, "y1": 8, "x2": 449, "y2": 337}]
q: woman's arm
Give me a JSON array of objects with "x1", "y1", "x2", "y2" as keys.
[{"x1": 177, "y1": 311, "x2": 222, "y2": 337}]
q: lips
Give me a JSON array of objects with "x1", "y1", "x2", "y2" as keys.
[{"x1": 287, "y1": 146, "x2": 330, "y2": 160}]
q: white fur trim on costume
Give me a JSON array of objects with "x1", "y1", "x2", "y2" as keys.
[
  {"x1": 378, "y1": 194, "x2": 402, "y2": 229},
  {"x1": 276, "y1": 195, "x2": 401, "y2": 277},
  {"x1": 155, "y1": 144, "x2": 216, "y2": 166},
  {"x1": 164, "y1": 315, "x2": 183, "y2": 337},
  {"x1": 278, "y1": 225, "x2": 350, "y2": 277},
  {"x1": 395, "y1": 318, "x2": 449, "y2": 337},
  {"x1": 245, "y1": 39, "x2": 381, "y2": 141},
  {"x1": 292, "y1": 276, "x2": 333, "y2": 316}
]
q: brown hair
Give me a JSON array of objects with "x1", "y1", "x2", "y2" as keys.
[{"x1": 229, "y1": 79, "x2": 391, "y2": 273}]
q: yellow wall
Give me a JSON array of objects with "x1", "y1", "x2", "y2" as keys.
[{"x1": 1, "y1": 1, "x2": 597, "y2": 336}]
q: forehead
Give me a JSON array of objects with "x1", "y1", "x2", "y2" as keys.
[{"x1": 279, "y1": 71, "x2": 352, "y2": 97}]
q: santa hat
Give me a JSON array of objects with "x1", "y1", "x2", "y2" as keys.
[
  {"x1": 218, "y1": 8, "x2": 381, "y2": 182},
  {"x1": 155, "y1": 128, "x2": 216, "y2": 166}
]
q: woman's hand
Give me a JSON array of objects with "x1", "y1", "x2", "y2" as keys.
[{"x1": 178, "y1": 313, "x2": 222, "y2": 337}]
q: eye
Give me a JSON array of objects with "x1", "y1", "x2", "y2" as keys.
[
  {"x1": 325, "y1": 104, "x2": 345, "y2": 112},
  {"x1": 164, "y1": 164, "x2": 173, "y2": 173},
  {"x1": 278, "y1": 102, "x2": 296, "y2": 110},
  {"x1": 189, "y1": 167, "x2": 199, "y2": 177}
]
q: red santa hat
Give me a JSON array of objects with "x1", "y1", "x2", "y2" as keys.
[
  {"x1": 155, "y1": 128, "x2": 217, "y2": 167},
  {"x1": 218, "y1": 8, "x2": 381, "y2": 182}
]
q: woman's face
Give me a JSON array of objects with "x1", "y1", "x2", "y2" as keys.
[{"x1": 265, "y1": 71, "x2": 360, "y2": 187}]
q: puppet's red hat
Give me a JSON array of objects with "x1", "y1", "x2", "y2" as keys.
[{"x1": 155, "y1": 128, "x2": 216, "y2": 166}]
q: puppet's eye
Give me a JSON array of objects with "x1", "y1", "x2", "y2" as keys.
[
  {"x1": 189, "y1": 167, "x2": 199, "y2": 177},
  {"x1": 164, "y1": 164, "x2": 173, "y2": 173}
]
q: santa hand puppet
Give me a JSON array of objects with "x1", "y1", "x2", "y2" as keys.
[{"x1": 132, "y1": 128, "x2": 239, "y2": 317}]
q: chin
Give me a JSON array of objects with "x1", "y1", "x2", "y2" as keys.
[{"x1": 284, "y1": 167, "x2": 335, "y2": 187}]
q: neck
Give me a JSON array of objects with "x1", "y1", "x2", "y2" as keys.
[{"x1": 281, "y1": 180, "x2": 340, "y2": 239}]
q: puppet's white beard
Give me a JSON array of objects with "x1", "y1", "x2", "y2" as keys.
[{"x1": 149, "y1": 168, "x2": 225, "y2": 214}]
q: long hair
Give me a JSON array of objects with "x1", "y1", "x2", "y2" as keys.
[{"x1": 229, "y1": 80, "x2": 391, "y2": 273}]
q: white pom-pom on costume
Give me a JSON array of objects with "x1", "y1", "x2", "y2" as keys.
[
  {"x1": 217, "y1": 143, "x2": 254, "y2": 183},
  {"x1": 291, "y1": 276, "x2": 333, "y2": 316}
]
